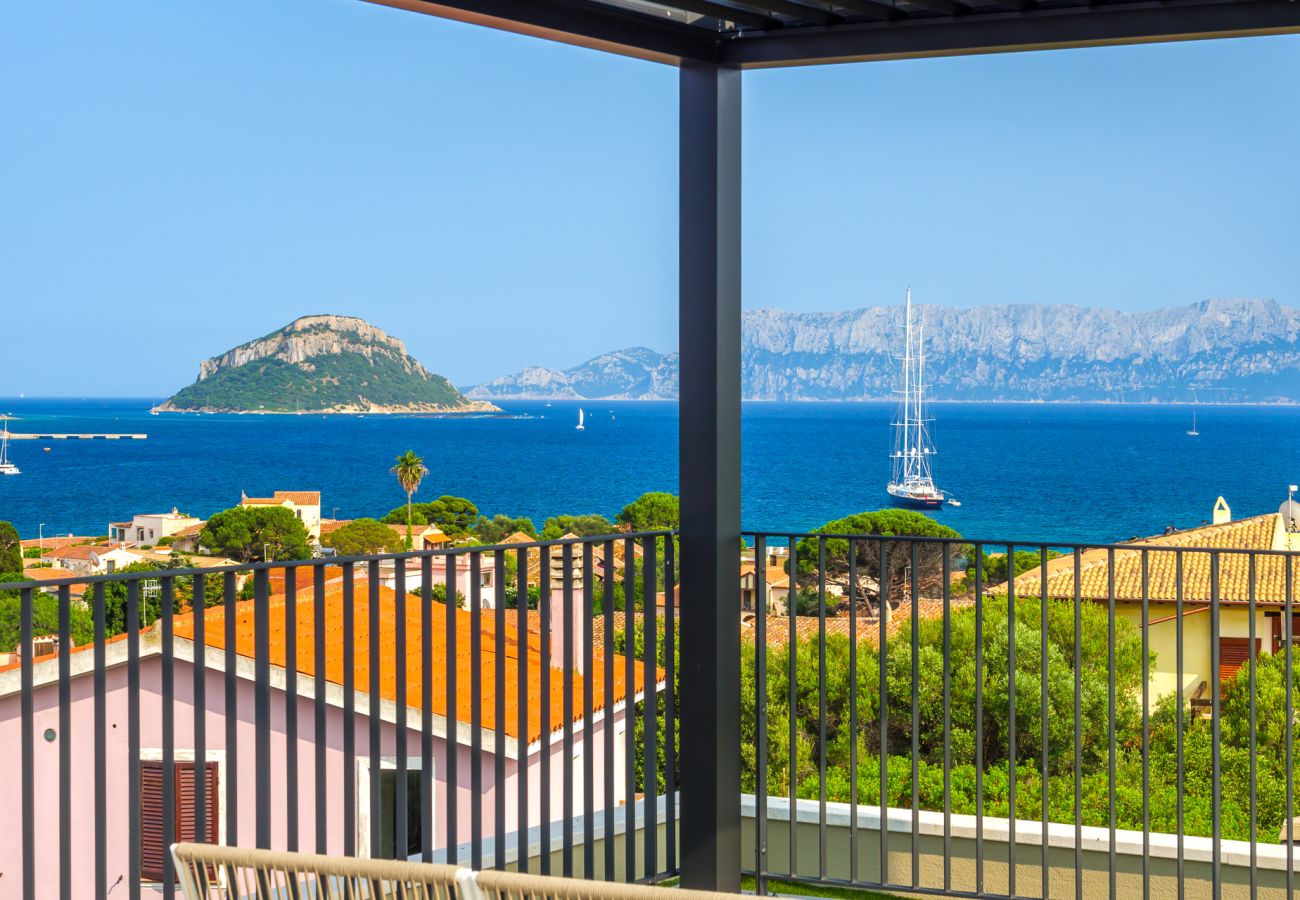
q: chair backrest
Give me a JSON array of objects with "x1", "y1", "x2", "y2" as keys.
[
  {"x1": 171, "y1": 842, "x2": 464, "y2": 899},
  {"x1": 171, "y1": 844, "x2": 741, "y2": 900}
]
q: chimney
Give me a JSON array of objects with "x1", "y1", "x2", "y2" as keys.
[
  {"x1": 1213, "y1": 496, "x2": 1231, "y2": 525},
  {"x1": 548, "y1": 540, "x2": 585, "y2": 675}
]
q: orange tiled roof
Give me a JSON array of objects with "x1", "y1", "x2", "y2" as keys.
[
  {"x1": 1011, "y1": 514, "x2": 1299, "y2": 604},
  {"x1": 47, "y1": 543, "x2": 134, "y2": 561},
  {"x1": 172, "y1": 584, "x2": 648, "y2": 744},
  {"x1": 274, "y1": 491, "x2": 320, "y2": 506}
]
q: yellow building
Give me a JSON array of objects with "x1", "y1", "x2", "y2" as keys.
[{"x1": 1012, "y1": 497, "x2": 1300, "y2": 703}]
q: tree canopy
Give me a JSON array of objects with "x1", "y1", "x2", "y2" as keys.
[
  {"x1": 540, "y1": 513, "x2": 616, "y2": 540},
  {"x1": 382, "y1": 496, "x2": 479, "y2": 534},
  {"x1": 199, "y1": 506, "x2": 312, "y2": 562},
  {"x1": 322, "y1": 518, "x2": 403, "y2": 556},
  {"x1": 0, "y1": 521, "x2": 22, "y2": 576},
  {"x1": 795, "y1": 509, "x2": 963, "y2": 613},
  {"x1": 473, "y1": 514, "x2": 538, "y2": 544},
  {"x1": 616, "y1": 492, "x2": 679, "y2": 532}
]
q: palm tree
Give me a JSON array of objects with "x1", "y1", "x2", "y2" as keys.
[{"x1": 391, "y1": 450, "x2": 429, "y2": 549}]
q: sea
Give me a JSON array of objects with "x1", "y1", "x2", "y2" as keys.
[{"x1": 0, "y1": 397, "x2": 1297, "y2": 547}]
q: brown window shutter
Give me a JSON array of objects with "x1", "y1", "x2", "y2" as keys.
[
  {"x1": 1219, "y1": 637, "x2": 1262, "y2": 682},
  {"x1": 175, "y1": 761, "x2": 219, "y2": 844},
  {"x1": 140, "y1": 761, "x2": 167, "y2": 882}
]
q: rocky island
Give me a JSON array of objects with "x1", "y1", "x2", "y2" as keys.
[{"x1": 154, "y1": 315, "x2": 499, "y2": 414}]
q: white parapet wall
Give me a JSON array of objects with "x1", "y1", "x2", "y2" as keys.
[{"x1": 742, "y1": 795, "x2": 1300, "y2": 899}]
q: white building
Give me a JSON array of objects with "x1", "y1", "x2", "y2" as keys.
[
  {"x1": 239, "y1": 490, "x2": 322, "y2": 540},
  {"x1": 45, "y1": 544, "x2": 146, "y2": 576},
  {"x1": 107, "y1": 508, "x2": 203, "y2": 547}
]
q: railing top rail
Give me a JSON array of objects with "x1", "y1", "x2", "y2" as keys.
[
  {"x1": 0, "y1": 529, "x2": 676, "y2": 591},
  {"x1": 744, "y1": 530, "x2": 1300, "y2": 558}
]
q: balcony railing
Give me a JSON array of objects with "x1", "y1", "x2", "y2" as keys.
[{"x1": 4, "y1": 529, "x2": 1300, "y2": 899}]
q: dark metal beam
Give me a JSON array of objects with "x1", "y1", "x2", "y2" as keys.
[
  {"x1": 364, "y1": 0, "x2": 718, "y2": 64},
  {"x1": 735, "y1": 0, "x2": 843, "y2": 24},
  {"x1": 903, "y1": 0, "x2": 973, "y2": 15},
  {"x1": 719, "y1": 0, "x2": 1300, "y2": 66},
  {"x1": 831, "y1": 0, "x2": 906, "y2": 22},
  {"x1": 657, "y1": 0, "x2": 780, "y2": 28},
  {"x1": 678, "y1": 60, "x2": 742, "y2": 893}
]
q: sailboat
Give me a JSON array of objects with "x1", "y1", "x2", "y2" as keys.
[
  {"x1": 576, "y1": 408, "x2": 585, "y2": 431},
  {"x1": 0, "y1": 417, "x2": 20, "y2": 476},
  {"x1": 886, "y1": 290, "x2": 946, "y2": 509},
  {"x1": 1187, "y1": 398, "x2": 1199, "y2": 436}
]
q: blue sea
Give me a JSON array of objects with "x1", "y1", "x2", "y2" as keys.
[{"x1": 0, "y1": 398, "x2": 1297, "y2": 546}]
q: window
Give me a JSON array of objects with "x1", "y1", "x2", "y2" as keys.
[
  {"x1": 376, "y1": 769, "x2": 427, "y2": 859},
  {"x1": 137, "y1": 528, "x2": 145, "y2": 542},
  {"x1": 140, "y1": 760, "x2": 219, "y2": 882},
  {"x1": 1219, "y1": 637, "x2": 1262, "y2": 682}
]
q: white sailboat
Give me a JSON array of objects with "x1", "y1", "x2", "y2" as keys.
[
  {"x1": 1187, "y1": 398, "x2": 1199, "y2": 436},
  {"x1": 886, "y1": 290, "x2": 946, "y2": 509},
  {"x1": 0, "y1": 417, "x2": 20, "y2": 476},
  {"x1": 576, "y1": 408, "x2": 585, "y2": 431}
]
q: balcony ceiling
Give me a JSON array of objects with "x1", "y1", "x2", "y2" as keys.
[{"x1": 370, "y1": 0, "x2": 1300, "y2": 66}]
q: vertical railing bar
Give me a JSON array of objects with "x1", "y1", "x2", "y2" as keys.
[
  {"x1": 942, "y1": 545, "x2": 952, "y2": 895},
  {"x1": 192, "y1": 573, "x2": 208, "y2": 857},
  {"x1": 223, "y1": 570, "x2": 238, "y2": 851},
  {"x1": 909, "y1": 541, "x2": 919, "y2": 890},
  {"x1": 789, "y1": 535, "x2": 799, "y2": 880},
  {"x1": 757, "y1": 535, "x2": 770, "y2": 893},
  {"x1": 848, "y1": 538, "x2": 858, "y2": 887},
  {"x1": 582, "y1": 542, "x2": 595, "y2": 880},
  {"x1": 1285, "y1": 556, "x2": 1294, "y2": 900},
  {"x1": 395, "y1": 557, "x2": 409, "y2": 863},
  {"x1": 1176, "y1": 551, "x2": 1184, "y2": 900},
  {"x1": 623, "y1": 537, "x2": 635, "y2": 881},
  {"x1": 879, "y1": 539, "x2": 889, "y2": 888},
  {"x1": 495, "y1": 550, "x2": 508, "y2": 871},
  {"x1": 642, "y1": 536, "x2": 659, "y2": 879},
  {"x1": 368, "y1": 562, "x2": 383, "y2": 859},
  {"x1": 470, "y1": 553, "x2": 484, "y2": 870},
  {"x1": 1073, "y1": 548, "x2": 1082, "y2": 900},
  {"x1": 314, "y1": 565, "x2": 328, "y2": 855},
  {"x1": 1039, "y1": 546, "x2": 1049, "y2": 900},
  {"x1": 562, "y1": 543, "x2": 575, "y2": 877},
  {"x1": 161, "y1": 576, "x2": 176, "y2": 897},
  {"x1": 342, "y1": 563, "x2": 356, "y2": 857},
  {"x1": 58, "y1": 583, "x2": 73, "y2": 900},
  {"x1": 1211, "y1": 552, "x2": 1222, "y2": 900},
  {"x1": 1007, "y1": 541, "x2": 1017, "y2": 900},
  {"x1": 602, "y1": 540, "x2": 615, "y2": 883},
  {"x1": 1107, "y1": 548, "x2": 1117, "y2": 900},
  {"x1": 1141, "y1": 550, "x2": 1151, "y2": 900},
  {"x1": 285, "y1": 571, "x2": 300, "y2": 854},
  {"x1": 819, "y1": 536, "x2": 830, "y2": 882},
  {"x1": 516, "y1": 546, "x2": 531, "y2": 874},
  {"x1": 128, "y1": 579, "x2": 142, "y2": 900},
  {"x1": 974, "y1": 543, "x2": 984, "y2": 897},
  {"x1": 664, "y1": 535, "x2": 677, "y2": 878},
  {"x1": 1248, "y1": 553, "x2": 1258, "y2": 900},
  {"x1": 255, "y1": 567, "x2": 272, "y2": 848},
  {"x1": 21, "y1": 587, "x2": 35, "y2": 900},
  {"x1": 540, "y1": 546, "x2": 552, "y2": 875},
  {"x1": 422, "y1": 554, "x2": 435, "y2": 863},
  {"x1": 444, "y1": 554, "x2": 458, "y2": 865},
  {"x1": 94, "y1": 583, "x2": 108, "y2": 900}
]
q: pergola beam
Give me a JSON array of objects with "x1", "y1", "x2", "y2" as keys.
[{"x1": 717, "y1": 0, "x2": 1300, "y2": 66}]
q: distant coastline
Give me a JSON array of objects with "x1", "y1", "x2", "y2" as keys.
[{"x1": 149, "y1": 399, "x2": 502, "y2": 415}]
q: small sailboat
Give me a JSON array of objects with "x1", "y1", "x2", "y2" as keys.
[
  {"x1": 886, "y1": 290, "x2": 946, "y2": 509},
  {"x1": 576, "y1": 408, "x2": 585, "y2": 431},
  {"x1": 1186, "y1": 401, "x2": 1199, "y2": 436},
  {"x1": 0, "y1": 417, "x2": 20, "y2": 476}
]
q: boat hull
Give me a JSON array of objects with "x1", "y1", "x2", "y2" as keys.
[{"x1": 887, "y1": 493, "x2": 943, "y2": 510}]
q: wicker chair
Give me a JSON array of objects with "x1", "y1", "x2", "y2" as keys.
[{"x1": 171, "y1": 843, "x2": 735, "y2": 900}]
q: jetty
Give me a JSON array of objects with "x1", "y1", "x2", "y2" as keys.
[{"x1": 6, "y1": 432, "x2": 147, "y2": 440}]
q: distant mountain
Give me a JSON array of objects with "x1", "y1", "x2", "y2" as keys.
[
  {"x1": 468, "y1": 299, "x2": 1300, "y2": 403},
  {"x1": 156, "y1": 315, "x2": 499, "y2": 414}
]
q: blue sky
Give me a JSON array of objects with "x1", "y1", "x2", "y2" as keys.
[{"x1": 1, "y1": 0, "x2": 1296, "y2": 396}]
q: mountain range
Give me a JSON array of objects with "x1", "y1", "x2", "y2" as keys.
[
  {"x1": 155, "y1": 315, "x2": 498, "y2": 414},
  {"x1": 466, "y1": 299, "x2": 1300, "y2": 403}
]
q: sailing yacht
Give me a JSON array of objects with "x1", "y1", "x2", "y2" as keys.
[
  {"x1": 886, "y1": 290, "x2": 945, "y2": 509},
  {"x1": 0, "y1": 417, "x2": 20, "y2": 476},
  {"x1": 576, "y1": 408, "x2": 585, "y2": 431},
  {"x1": 1187, "y1": 400, "x2": 1199, "y2": 436}
]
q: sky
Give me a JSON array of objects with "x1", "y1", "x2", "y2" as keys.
[{"x1": 1, "y1": 1, "x2": 1296, "y2": 397}]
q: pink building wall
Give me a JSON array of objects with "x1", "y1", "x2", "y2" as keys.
[{"x1": 0, "y1": 646, "x2": 624, "y2": 897}]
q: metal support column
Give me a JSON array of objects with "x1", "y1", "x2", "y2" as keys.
[{"x1": 678, "y1": 59, "x2": 742, "y2": 893}]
